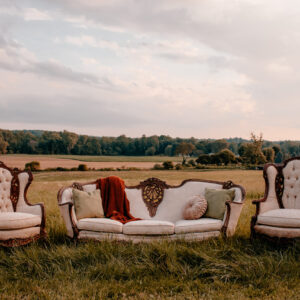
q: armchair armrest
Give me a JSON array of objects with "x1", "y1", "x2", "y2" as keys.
[
  {"x1": 252, "y1": 164, "x2": 280, "y2": 216},
  {"x1": 15, "y1": 171, "x2": 46, "y2": 234}
]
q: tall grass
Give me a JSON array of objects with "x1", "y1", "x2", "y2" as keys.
[{"x1": 0, "y1": 170, "x2": 299, "y2": 299}]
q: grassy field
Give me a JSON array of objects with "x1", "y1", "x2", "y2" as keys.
[{"x1": 1, "y1": 170, "x2": 299, "y2": 299}]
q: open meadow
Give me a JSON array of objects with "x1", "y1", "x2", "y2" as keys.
[
  {"x1": 0, "y1": 154, "x2": 182, "y2": 170},
  {"x1": 1, "y1": 169, "x2": 300, "y2": 299}
]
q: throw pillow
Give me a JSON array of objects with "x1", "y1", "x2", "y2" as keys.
[
  {"x1": 72, "y1": 188, "x2": 104, "y2": 220},
  {"x1": 204, "y1": 188, "x2": 235, "y2": 220},
  {"x1": 183, "y1": 195, "x2": 208, "y2": 220}
]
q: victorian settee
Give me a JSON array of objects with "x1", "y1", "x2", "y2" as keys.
[
  {"x1": 0, "y1": 161, "x2": 46, "y2": 247},
  {"x1": 251, "y1": 157, "x2": 300, "y2": 241},
  {"x1": 58, "y1": 177, "x2": 245, "y2": 242}
]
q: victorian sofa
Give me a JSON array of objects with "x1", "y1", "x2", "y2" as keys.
[
  {"x1": 58, "y1": 177, "x2": 245, "y2": 242},
  {"x1": 0, "y1": 161, "x2": 46, "y2": 247},
  {"x1": 251, "y1": 157, "x2": 300, "y2": 241}
]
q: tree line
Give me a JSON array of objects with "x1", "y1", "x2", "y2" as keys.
[{"x1": 0, "y1": 129, "x2": 299, "y2": 164}]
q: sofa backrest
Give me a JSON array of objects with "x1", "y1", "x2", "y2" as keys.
[
  {"x1": 126, "y1": 179, "x2": 243, "y2": 223},
  {"x1": 282, "y1": 159, "x2": 300, "y2": 209},
  {"x1": 60, "y1": 178, "x2": 244, "y2": 224}
]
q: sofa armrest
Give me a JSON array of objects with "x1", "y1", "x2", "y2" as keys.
[
  {"x1": 15, "y1": 171, "x2": 46, "y2": 233},
  {"x1": 222, "y1": 201, "x2": 244, "y2": 237},
  {"x1": 57, "y1": 187, "x2": 78, "y2": 238}
]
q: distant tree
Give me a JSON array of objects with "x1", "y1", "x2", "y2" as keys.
[
  {"x1": 61, "y1": 130, "x2": 78, "y2": 154},
  {"x1": 175, "y1": 142, "x2": 195, "y2": 165},
  {"x1": 217, "y1": 149, "x2": 237, "y2": 165},
  {"x1": 262, "y1": 147, "x2": 275, "y2": 162},
  {"x1": 239, "y1": 133, "x2": 266, "y2": 165},
  {"x1": 196, "y1": 154, "x2": 211, "y2": 165},
  {"x1": 272, "y1": 144, "x2": 281, "y2": 156},
  {"x1": 164, "y1": 144, "x2": 173, "y2": 156},
  {"x1": 0, "y1": 136, "x2": 8, "y2": 154},
  {"x1": 275, "y1": 151, "x2": 283, "y2": 163},
  {"x1": 145, "y1": 146, "x2": 156, "y2": 156},
  {"x1": 206, "y1": 139, "x2": 229, "y2": 154}
]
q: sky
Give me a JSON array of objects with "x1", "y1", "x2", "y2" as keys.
[{"x1": 0, "y1": 0, "x2": 300, "y2": 140}]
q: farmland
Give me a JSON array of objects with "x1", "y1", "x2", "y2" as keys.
[{"x1": 0, "y1": 166, "x2": 299, "y2": 299}]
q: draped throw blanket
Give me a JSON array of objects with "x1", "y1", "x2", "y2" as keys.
[{"x1": 96, "y1": 176, "x2": 140, "y2": 224}]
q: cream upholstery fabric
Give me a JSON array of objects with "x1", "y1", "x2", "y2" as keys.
[
  {"x1": 77, "y1": 218, "x2": 123, "y2": 233},
  {"x1": 0, "y1": 212, "x2": 41, "y2": 229},
  {"x1": 259, "y1": 166, "x2": 280, "y2": 214},
  {"x1": 0, "y1": 167, "x2": 13, "y2": 212},
  {"x1": 16, "y1": 172, "x2": 43, "y2": 217},
  {"x1": 175, "y1": 218, "x2": 222, "y2": 234},
  {"x1": 226, "y1": 202, "x2": 243, "y2": 237},
  {"x1": 126, "y1": 182, "x2": 243, "y2": 223},
  {"x1": 254, "y1": 225, "x2": 300, "y2": 238},
  {"x1": 0, "y1": 227, "x2": 40, "y2": 240},
  {"x1": 257, "y1": 209, "x2": 300, "y2": 228},
  {"x1": 123, "y1": 220, "x2": 174, "y2": 235},
  {"x1": 282, "y1": 160, "x2": 300, "y2": 209},
  {"x1": 78, "y1": 230, "x2": 220, "y2": 242}
]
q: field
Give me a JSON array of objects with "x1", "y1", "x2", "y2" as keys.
[
  {"x1": 1, "y1": 169, "x2": 300, "y2": 299},
  {"x1": 0, "y1": 154, "x2": 183, "y2": 170}
]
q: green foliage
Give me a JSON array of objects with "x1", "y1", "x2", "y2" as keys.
[
  {"x1": 25, "y1": 161, "x2": 40, "y2": 171},
  {"x1": 175, "y1": 163, "x2": 183, "y2": 170},
  {"x1": 175, "y1": 142, "x2": 196, "y2": 165},
  {"x1": 263, "y1": 147, "x2": 275, "y2": 162},
  {"x1": 78, "y1": 164, "x2": 89, "y2": 171},
  {"x1": 162, "y1": 161, "x2": 174, "y2": 170}
]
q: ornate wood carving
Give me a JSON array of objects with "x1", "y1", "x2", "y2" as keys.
[
  {"x1": 275, "y1": 170, "x2": 284, "y2": 208},
  {"x1": 222, "y1": 180, "x2": 234, "y2": 190},
  {"x1": 139, "y1": 178, "x2": 169, "y2": 217},
  {"x1": 10, "y1": 173, "x2": 20, "y2": 211},
  {"x1": 72, "y1": 182, "x2": 84, "y2": 191}
]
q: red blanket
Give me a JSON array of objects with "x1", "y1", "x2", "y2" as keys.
[{"x1": 96, "y1": 176, "x2": 140, "y2": 224}]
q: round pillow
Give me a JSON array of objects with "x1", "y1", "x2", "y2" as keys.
[{"x1": 183, "y1": 195, "x2": 208, "y2": 220}]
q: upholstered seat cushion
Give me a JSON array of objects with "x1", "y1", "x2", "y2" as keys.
[
  {"x1": 77, "y1": 218, "x2": 123, "y2": 233},
  {"x1": 123, "y1": 220, "x2": 175, "y2": 235},
  {"x1": 257, "y1": 209, "x2": 300, "y2": 228},
  {"x1": 0, "y1": 227, "x2": 41, "y2": 240},
  {"x1": 0, "y1": 212, "x2": 41, "y2": 230},
  {"x1": 175, "y1": 218, "x2": 223, "y2": 234}
]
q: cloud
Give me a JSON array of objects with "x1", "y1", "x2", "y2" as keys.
[{"x1": 23, "y1": 8, "x2": 52, "y2": 21}]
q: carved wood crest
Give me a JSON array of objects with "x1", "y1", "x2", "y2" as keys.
[
  {"x1": 139, "y1": 178, "x2": 169, "y2": 217},
  {"x1": 10, "y1": 173, "x2": 20, "y2": 211},
  {"x1": 72, "y1": 182, "x2": 84, "y2": 191},
  {"x1": 275, "y1": 170, "x2": 284, "y2": 208},
  {"x1": 222, "y1": 180, "x2": 234, "y2": 190}
]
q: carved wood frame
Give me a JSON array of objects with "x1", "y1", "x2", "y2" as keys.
[
  {"x1": 251, "y1": 156, "x2": 300, "y2": 241},
  {"x1": 58, "y1": 177, "x2": 245, "y2": 239},
  {"x1": 0, "y1": 161, "x2": 46, "y2": 247}
]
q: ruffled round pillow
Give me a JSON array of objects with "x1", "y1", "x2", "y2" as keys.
[{"x1": 183, "y1": 195, "x2": 207, "y2": 220}]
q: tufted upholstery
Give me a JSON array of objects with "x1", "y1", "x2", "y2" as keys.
[
  {"x1": 282, "y1": 160, "x2": 300, "y2": 209},
  {"x1": 0, "y1": 162, "x2": 46, "y2": 246},
  {"x1": 0, "y1": 167, "x2": 13, "y2": 212}
]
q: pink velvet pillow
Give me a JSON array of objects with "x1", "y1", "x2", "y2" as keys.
[{"x1": 183, "y1": 195, "x2": 208, "y2": 220}]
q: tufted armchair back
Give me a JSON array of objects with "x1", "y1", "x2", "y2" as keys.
[
  {"x1": 282, "y1": 159, "x2": 300, "y2": 209},
  {"x1": 0, "y1": 166, "x2": 14, "y2": 212}
]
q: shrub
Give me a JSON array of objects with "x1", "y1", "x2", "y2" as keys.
[
  {"x1": 25, "y1": 161, "x2": 40, "y2": 171},
  {"x1": 188, "y1": 159, "x2": 196, "y2": 166},
  {"x1": 78, "y1": 164, "x2": 89, "y2": 171},
  {"x1": 163, "y1": 161, "x2": 174, "y2": 170},
  {"x1": 175, "y1": 163, "x2": 183, "y2": 170},
  {"x1": 153, "y1": 163, "x2": 164, "y2": 170}
]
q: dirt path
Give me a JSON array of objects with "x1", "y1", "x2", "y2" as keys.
[{"x1": 0, "y1": 156, "x2": 156, "y2": 170}]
